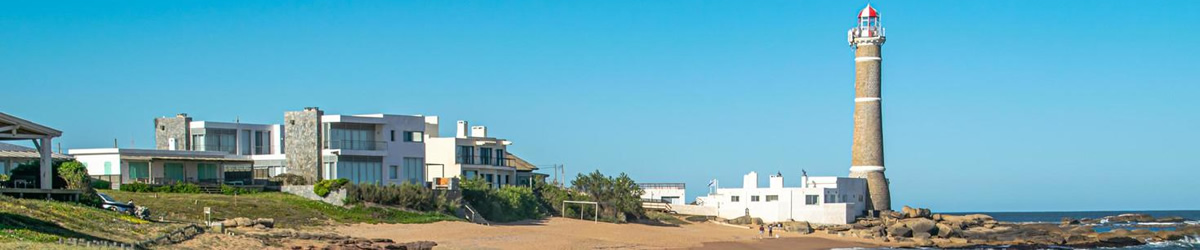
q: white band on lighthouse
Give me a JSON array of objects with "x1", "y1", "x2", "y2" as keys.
[
  {"x1": 850, "y1": 165, "x2": 885, "y2": 172},
  {"x1": 855, "y1": 56, "x2": 881, "y2": 62},
  {"x1": 855, "y1": 97, "x2": 881, "y2": 102}
]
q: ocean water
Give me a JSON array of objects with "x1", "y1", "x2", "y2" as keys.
[{"x1": 874, "y1": 210, "x2": 1200, "y2": 249}]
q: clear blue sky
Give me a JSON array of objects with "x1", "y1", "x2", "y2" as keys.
[{"x1": 2, "y1": 1, "x2": 1197, "y2": 212}]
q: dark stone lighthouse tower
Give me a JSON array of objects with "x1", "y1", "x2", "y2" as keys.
[{"x1": 847, "y1": 4, "x2": 891, "y2": 212}]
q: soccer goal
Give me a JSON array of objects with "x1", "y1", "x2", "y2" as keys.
[{"x1": 561, "y1": 200, "x2": 599, "y2": 222}]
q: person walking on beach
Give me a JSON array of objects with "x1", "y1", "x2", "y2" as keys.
[
  {"x1": 758, "y1": 225, "x2": 764, "y2": 238},
  {"x1": 768, "y1": 224, "x2": 774, "y2": 238}
]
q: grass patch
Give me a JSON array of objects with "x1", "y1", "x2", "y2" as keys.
[
  {"x1": 0, "y1": 195, "x2": 182, "y2": 244},
  {"x1": 105, "y1": 190, "x2": 459, "y2": 229}
]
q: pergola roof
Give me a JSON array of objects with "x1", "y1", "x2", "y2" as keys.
[{"x1": 0, "y1": 112, "x2": 62, "y2": 140}]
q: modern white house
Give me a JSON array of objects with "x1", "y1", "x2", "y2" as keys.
[
  {"x1": 318, "y1": 113, "x2": 427, "y2": 185},
  {"x1": 640, "y1": 183, "x2": 686, "y2": 205},
  {"x1": 694, "y1": 171, "x2": 868, "y2": 224},
  {"x1": 423, "y1": 117, "x2": 516, "y2": 189}
]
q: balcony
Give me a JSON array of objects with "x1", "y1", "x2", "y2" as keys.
[
  {"x1": 456, "y1": 155, "x2": 513, "y2": 167},
  {"x1": 324, "y1": 140, "x2": 387, "y2": 151}
]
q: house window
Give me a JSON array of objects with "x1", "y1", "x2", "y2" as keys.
[
  {"x1": 457, "y1": 146, "x2": 474, "y2": 164},
  {"x1": 104, "y1": 162, "x2": 112, "y2": 175},
  {"x1": 859, "y1": 195, "x2": 864, "y2": 202},
  {"x1": 766, "y1": 195, "x2": 779, "y2": 202},
  {"x1": 403, "y1": 131, "x2": 423, "y2": 142},
  {"x1": 751, "y1": 195, "x2": 760, "y2": 202},
  {"x1": 731, "y1": 196, "x2": 740, "y2": 202},
  {"x1": 478, "y1": 148, "x2": 492, "y2": 165},
  {"x1": 825, "y1": 194, "x2": 836, "y2": 203},
  {"x1": 806, "y1": 195, "x2": 819, "y2": 205},
  {"x1": 389, "y1": 165, "x2": 398, "y2": 179},
  {"x1": 403, "y1": 157, "x2": 423, "y2": 184},
  {"x1": 390, "y1": 130, "x2": 396, "y2": 142}
]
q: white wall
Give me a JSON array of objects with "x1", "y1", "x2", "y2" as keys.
[
  {"x1": 641, "y1": 188, "x2": 687, "y2": 205},
  {"x1": 697, "y1": 174, "x2": 868, "y2": 224}
]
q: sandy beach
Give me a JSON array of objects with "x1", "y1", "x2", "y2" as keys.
[{"x1": 335, "y1": 217, "x2": 877, "y2": 249}]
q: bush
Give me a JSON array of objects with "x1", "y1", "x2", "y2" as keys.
[
  {"x1": 461, "y1": 178, "x2": 544, "y2": 222},
  {"x1": 314, "y1": 178, "x2": 349, "y2": 197},
  {"x1": 154, "y1": 183, "x2": 202, "y2": 193},
  {"x1": 120, "y1": 183, "x2": 153, "y2": 192},
  {"x1": 221, "y1": 185, "x2": 260, "y2": 195},
  {"x1": 57, "y1": 161, "x2": 89, "y2": 190},
  {"x1": 344, "y1": 183, "x2": 459, "y2": 214},
  {"x1": 90, "y1": 179, "x2": 112, "y2": 190}
]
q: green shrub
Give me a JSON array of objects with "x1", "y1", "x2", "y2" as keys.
[
  {"x1": 119, "y1": 183, "x2": 153, "y2": 192},
  {"x1": 57, "y1": 161, "x2": 89, "y2": 190},
  {"x1": 220, "y1": 185, "x2": 260, "y2": 195},
  {"x1": 344, "y1": 183, "x2": 459, "y2": 214},
  {"x1": 90, "y1": 179, "x2": 112, "y2": 190},
  {"x1": 461, "y1": 178, "x2": 545, "y2": 222},
  {"x1": 314, "y1": 178, "x2": 349, "y2": 197}
]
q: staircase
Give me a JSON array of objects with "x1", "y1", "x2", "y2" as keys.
[
  {"x1": 459, "y1": 204, "x2": 490, "y2": 225},
  {"x1": 198, "y1": 184, "x2": 222, "y2": 194}
]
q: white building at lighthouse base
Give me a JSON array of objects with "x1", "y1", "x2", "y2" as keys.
[{"x1": 694, "y1": 171, "x2": 868, "y2": 225}]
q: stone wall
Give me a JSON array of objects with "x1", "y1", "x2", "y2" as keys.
[
  {"x1": 154, "y1": 115, "x2": 191, "y2": 150},
  {"x1": 282, "y1": 185, "x2": 345, "y2": 206},
  {"x1": 285, "y1": 108, "x2": 322, "y2": 184}
]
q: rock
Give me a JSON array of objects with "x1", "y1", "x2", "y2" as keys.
[
  {"x1": 880, "y1": 210, "x2": 903, "y2": 220},
  {"x1": 886, "y1": 223, "x2": 913, "y2": 238},
  {"x1": 931, "y1": 214, "x2": 944, "y2": 221},
  {"x1": 255, "y1": 218, "x2": 275, "y2": 228},
  {"x1": 902, "y1": 218, "x2": 937, "y2": 235},
  {"x1": 782, "y1": 221, "x2": 812, "y2": 234},
  {"x1": 1098, "y1": 236, "x2": 1141, "y2": 246},
  {"x1": 253, "y1": 224, "x2": 266, "y2": 230},
  {"x1": 1106, "y1": 214, "x2": 1155, "y2": 223},
  {"x1": 901, "y1": 206, "x2": 915, "y2": 218},
  {"x1": 1061, "y1": 217, "x2": 1080, "y2": 225},
  {"x1": 727, "y1": 215, "x2": 762, "y2": 225},
  {"x1": 913, "y1": 232, "x2": 932, "y2": 239},
  {"x1": 234, "y1": 217, "x2": 254, "y2": 227},
  {"x1": 935, "y1": 223, "x2": 958, "y2": 238},
  {"x1": 1067, "y1": 226, "x2": 1095, "y2": 234},
  {"x1": 825, "y1": 224, "x2": 853, "y2": 232},
  {"x1": 1155, "y1": 216, "x2": 1185, "y2": 223}
]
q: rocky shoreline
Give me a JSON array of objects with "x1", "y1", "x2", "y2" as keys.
[{"x1": 772, "y1": 206, "x2": 1199, "y2": 249}]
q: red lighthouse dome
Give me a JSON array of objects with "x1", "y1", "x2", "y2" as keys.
[{"x1": 859, "y1": 4, "x2": 879, "y2": 18}]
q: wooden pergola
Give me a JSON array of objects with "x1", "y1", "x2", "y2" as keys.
[{"x1": 0, "y1": 112, "x2": 63, "y2": 190}]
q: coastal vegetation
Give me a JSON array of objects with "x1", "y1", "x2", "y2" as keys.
[
  {"x1": 0, "y1": 194, "x2": 182, "y2": 245},
  {"x1": 313, "y1": 178, "x2": 349, "y2": 197},
  {"x1": 343, "y1": 182, "x2": 460, "y2": 214},
  {"x1": 105, "y1": 191, "x2": 460, "y2": 228},
  {"x1": 461, "y1": 178, "x2": 544, "y2": 222}
]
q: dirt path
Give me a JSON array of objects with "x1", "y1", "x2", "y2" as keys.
[{"x1": 336, "y1": 217, "x2": 876, "y2": 249}]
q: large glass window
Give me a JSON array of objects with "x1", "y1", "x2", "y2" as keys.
[
  {"x1": 129, "y1": 162, "x2": 150, "y2": 180},
  {"x1": 403, "y1": 157, "x2": 424, "y2": 184},
  {"x1": 198, "y1": 129, "x2": 237, "y2": 154},
  {"x1": 457, "y1": 146, "x2": 474, "y2": 164},
  {"x1": 731, "y1": 196, "x2": 740, "y2": 202},
  {"x1": 334, "y1": 157, "x2": 382, "y2": 184},
  {"x1": 254, "y1": 131, "x2": 267, "y2": 155},
  {"x1": 197, "y1": 163, "x2": 219, "y2": 181},
  {"x1": 478, "y1": 148, "x2": 492, "y2": 165},
  {"x1": 240, "y1": 130, "x2": 252, "y2": 155},
  {"x1": 494, "y1": 149, "x2": 505, "y2": 166},
  {"x1": 328, "y1": 123, "x2": 378, "y2": 150},
  {"x1": 164, "y1": 163, "x2": 186, "y2": 182},
  {"x1": 404, "y1": 131, "x2": 423, "y2": 142}
]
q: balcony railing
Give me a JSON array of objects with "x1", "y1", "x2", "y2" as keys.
[
  {"x1": 456, "y1": 155, "x2": 513, "y2": 167},
  {"x1": 639, "y1": 183, "x2": 686, "y2": 189},
  {"x1": 324, "y1": 140, "x2": 387, "y2": 151}
]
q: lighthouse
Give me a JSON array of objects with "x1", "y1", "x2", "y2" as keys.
[{"x1": 847, "y1": 4, "x2": 891, "y2": 212}]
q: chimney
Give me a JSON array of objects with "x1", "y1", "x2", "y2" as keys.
[
  {"x1": 742, "y1": 171, "x2": 758, "y2": 189},
  {"x1": 769, "y1": 172, "x2": 784, "y2": 189},
  {"x1": 456, "y1": 121, "x2": 468, "y2": 138},
  {"x1": 470, "y1": 126, "x2": 487, "y2": 138}
]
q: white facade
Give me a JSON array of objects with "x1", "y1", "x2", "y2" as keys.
[
  {"x1": 320, "y1": 114, "x2": 427, "y2": 185},
  {"x1": 695, "y1": 171, "x2": 867, "y2": 225},
  {"x1": 640, "y1": 183, "x2": 686, "y2": 205},
  {"x1": 70, "y1": 148, "x2": 252, "y2": 188},
  {"x1": 424, "y1": 117, "x2": 516, "y2": 189}
]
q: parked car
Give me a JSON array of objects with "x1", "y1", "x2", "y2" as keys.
[{"x1": 97, "y1": 193, "x2": 133, "y2": 213}]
